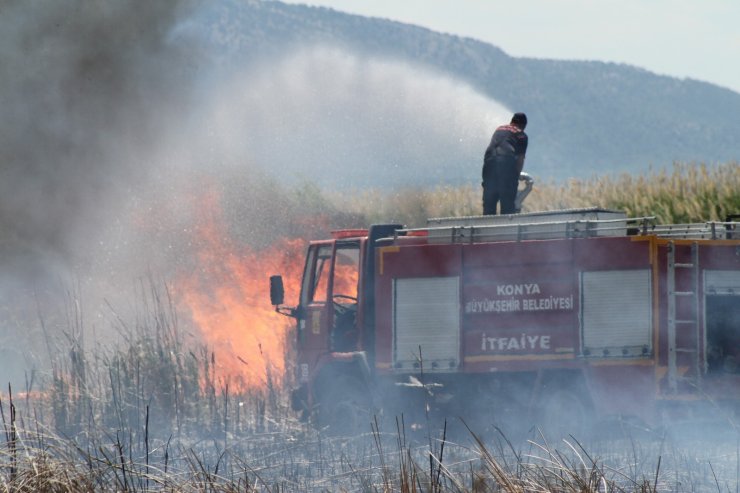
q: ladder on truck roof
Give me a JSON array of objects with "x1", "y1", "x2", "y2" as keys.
[
  {"x1": 666, "y1": 241, "x2": 702, "y2": 394},
  {"x1": 391, "y1": 208, "x2": 739, "y2": 243}
]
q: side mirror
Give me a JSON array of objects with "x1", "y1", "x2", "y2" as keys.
[{"x1": 270, "y1": 275, "x2": 285, "y2": 306}]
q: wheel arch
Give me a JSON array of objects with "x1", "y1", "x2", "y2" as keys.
[
  {"x1": 533, "y1": 368, "x2": 594, "y2": 410},
  {"x1": 311, "y1": 352, "x2": 373, "y2": 402}
]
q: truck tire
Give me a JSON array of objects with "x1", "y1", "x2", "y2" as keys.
[
  {"x1": 537, "y1": 387, "x2": 593, "y2": 443},
  {"x1": 315, "y1": 374, "x2": 372, "y2": 436}
]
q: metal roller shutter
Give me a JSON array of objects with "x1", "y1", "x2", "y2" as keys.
[
  {"x1": 581, "y1": 269, "x2": 652, "y2": 357},
  {"x1": 393, "y1": 276, "x2": 460, "y2": 371}
]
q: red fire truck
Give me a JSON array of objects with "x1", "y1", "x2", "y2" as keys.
[{"x1": 270, "y1": 208, "x2": 740, "y2": 435}]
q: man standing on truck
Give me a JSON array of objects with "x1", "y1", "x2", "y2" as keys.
[{"x1": 482, "y1": 112, "x2": 528, "y2": 215}]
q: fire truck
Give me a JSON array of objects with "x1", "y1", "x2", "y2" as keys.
[{"x1": 270, "y1": 202, "x2": 740, "y2": 435}]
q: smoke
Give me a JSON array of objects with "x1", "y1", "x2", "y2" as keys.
[
  {"x1": 0, "y1": 0, "x2": 201, "y2": 389},
  {"x1": 0, "y1": 4, "x2": 510, "y2": 280},
  {"x1": 206, "y1": 47, "x2": 511, "y2": 189},
  {"x1": 0, "y1": 0, "x2": 197, "y2": 282},
  {"x1": 0, "y1": 2, "x2": 512, "y2": 388},
  {"x1": 87, "y1": 47, "x2": 513, "y2": 342}
]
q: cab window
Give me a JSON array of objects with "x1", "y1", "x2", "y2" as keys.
[
  {"x1": 301, "y1": 245, "x2": 332, "y2": 304},
  {"x1": 332, "y1": 245, "x2": 360, "y2": 300}
]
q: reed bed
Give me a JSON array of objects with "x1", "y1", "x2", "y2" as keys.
[
  {"x1": 2, "y1": 396, "x2": 739, "y2": 492},
  {"x1": 333, "y1": 162, "x2": 740, "y2": 227}
]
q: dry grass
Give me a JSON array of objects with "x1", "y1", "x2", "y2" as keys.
[
  {"x1": 1, "y1": 407, "x2": 738, "y2": 492},
  {"x1": 332, "y1": 162, "x2": 740, "y2": 227}
]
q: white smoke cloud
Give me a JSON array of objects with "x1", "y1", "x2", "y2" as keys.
[
  {"x1": 207, "y1": 47, "x2": 511, "y2": 188},
  {"x1": 0, "y1": 6, "x2": 512, "y2": 386}
]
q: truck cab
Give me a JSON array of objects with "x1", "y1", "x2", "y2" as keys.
[
  {"x1": 298, "y1": 235, "x2": 363, "y2": 355},
  {"x1": 271, "y1": 225, "x2": 402, "y2": 428}
]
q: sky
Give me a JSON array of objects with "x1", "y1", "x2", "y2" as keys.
[{"x1": 280, "y1": 0, "x2": 740, "y2": 95}]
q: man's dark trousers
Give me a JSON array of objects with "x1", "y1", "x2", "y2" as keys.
[{"x1": 482, "y1": 155, "x2": 519, "y2": 215}]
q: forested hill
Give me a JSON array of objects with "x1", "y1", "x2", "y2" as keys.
[{"x1": 191, "y1": 0, "x2": 740, "y2": 182}]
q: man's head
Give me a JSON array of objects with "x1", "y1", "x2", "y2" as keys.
[{"x1": 511, "y1": 112, "x2": 527, "y2": 130}]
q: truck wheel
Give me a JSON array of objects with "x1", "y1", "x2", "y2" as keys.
[
  {"x1": 315, "y1": 375, "x2": 371, "y2": 436},
  {"x1": 537, "y1": 388, "x2": 592, "y2": 443}
]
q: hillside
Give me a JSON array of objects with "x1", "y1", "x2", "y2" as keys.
[{"x1": 192, "y1": 0, "x2": 740, "y2": 183}]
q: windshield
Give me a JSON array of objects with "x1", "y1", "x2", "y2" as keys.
[{"x1": 300, "y1": 243, "x2": 360, "y2": 306}]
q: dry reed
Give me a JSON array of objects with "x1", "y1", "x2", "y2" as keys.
[{"x1": 332, "y1": 162, "x2": 740, "y2": 227}]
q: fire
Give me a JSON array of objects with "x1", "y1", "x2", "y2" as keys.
[
  {"x1": 333, "y1": 248, "x2": 360, "y2": 298},
  {"x1": 177, "y1": 190, "x2": 305, "y2": 392}
]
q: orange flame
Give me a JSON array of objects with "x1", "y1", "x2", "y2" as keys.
[
  {"x1": 332, "y1": 250, "x2": 360, "y2": 298},
  {"x1": 177, "y1": 190, "x2": 305, "y2": 391}
]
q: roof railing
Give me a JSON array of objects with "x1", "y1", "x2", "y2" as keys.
[{"x1": 391, "y1": 217, "x2": 739, "y2": 243}]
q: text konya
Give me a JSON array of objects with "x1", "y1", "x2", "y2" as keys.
[{"x1": 465, "y1": 283, "x2": 574, "y2": 314}]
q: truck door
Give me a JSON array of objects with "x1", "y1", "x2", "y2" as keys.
[
  {"x1": 330, "y1": 241, "x2": 361, "y2": 352},
  {"x1": 298, "y1": 241, "x2": 361, "y2": 355},
  {"x1": 299, "y1": 244, "x2": 333, "y2": 354}
]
